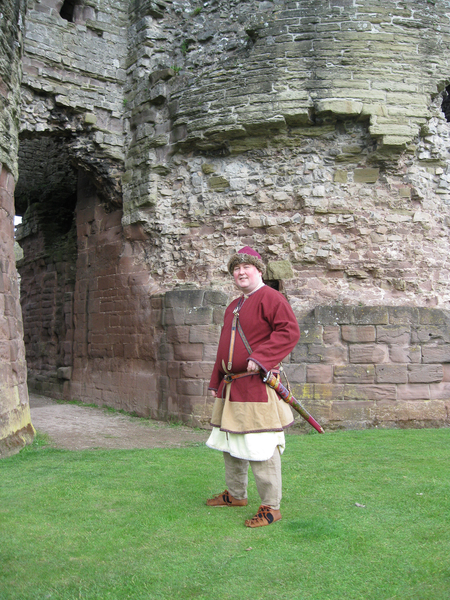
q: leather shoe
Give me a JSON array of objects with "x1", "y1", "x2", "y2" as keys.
[
  {"x1": 206, "y1": 490, "x2": 248, "y2": 507},
  {"x1": 245, "y1": 505, "x2": 282, "y2": 527}
]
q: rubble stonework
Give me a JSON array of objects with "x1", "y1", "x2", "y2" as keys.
[
  {"x1": 0, "y1": 0, "x2": 34, "y2": 456},
  {"x1": 6, "y1": 0, "x2": 450, "y2": 430}
]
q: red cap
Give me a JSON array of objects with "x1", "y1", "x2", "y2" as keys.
[
  {"x1": 238, "y1": 246, "x2": 262, "y2": 260},
  {"x1": 228, "y1": 246, "x2": 265, "y2": 275}
]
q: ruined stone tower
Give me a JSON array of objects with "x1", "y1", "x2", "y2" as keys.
[
  {"x1": 0, "y1": 0, "x2": 34, "y2": 456},
  {"x1": 2, "y1": 0, "x2": 450, "y2": 454}
]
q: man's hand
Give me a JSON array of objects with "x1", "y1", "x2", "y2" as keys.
[
  {"x1": 210, "y1": 390, "x2": 217, "y2": 398},
  {"x1": 247, "y1": 359, "x2": 259, "y2": 372}
]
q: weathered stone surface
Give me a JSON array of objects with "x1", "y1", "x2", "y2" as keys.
[
  {"x1": 344, "y1": 385, "x2": 396, "y2": 401},
  {"x1": 376, "y1": 326, "x2": 411, "y2": 344},
  {"x1": 306, "y1": 364, "x2": 333, "y2": 383},
  {"x1": 353, "y1": 168, "x2": 379, "y2": 183},
  {"x1": 342, "y1": 325, "x2": 375, "y2": 343},
  {"x1": 349, "y1": 344, "x2": 388, "y2": 364},
  {"x1": 397, "y1": 384, "x2": 430, "y2": 401},
  {"x1": 334, "y1": 365, "x2": 375, "y2": 384},
  {"x1": 422, "y1": 345, "x2": 450, "y2": 364},
  {"x1": 266, "y1": 260, "x2": 294, "y2": 280},
  {"x1": 375, "y1": 364, "x2": 408, "y2": 384},
  {"x1": 407, "y1": 365, "x2": 443, "y2": 384},
  {"x1": 389, "y1": 345, "x2": 422, "y2": 364},
  {"x1": 0, "y1": 0, "x2": 34, "y2": 456}
]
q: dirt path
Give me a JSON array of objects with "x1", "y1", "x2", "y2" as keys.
[{"x1": 29, "y1": 393, "x2": 209, "y2": 451}]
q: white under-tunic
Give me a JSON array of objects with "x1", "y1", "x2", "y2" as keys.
[{"x1": 206, "y1": 427, "x2": 285, "y2": 461}]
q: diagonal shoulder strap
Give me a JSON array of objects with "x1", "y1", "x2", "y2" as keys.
[
  {"x1": 227, "y1": 297, "x2": 251, "y2": 370},
  {"x1": 237, "y1": 319, "x2": 252, "y2": 355}
]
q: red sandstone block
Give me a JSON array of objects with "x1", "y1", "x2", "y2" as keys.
[
  {"x1": 112, "y1": 342, "x2": 125, "y2": 358},
  {"x1": 314, "y1": 383, "x2": 345, "y2": 401},
  {"x1": 411, "y1": 326, "x2": 450, "y2": 344},
  {"x1": 388, "y1": 307, "x2": 419, "y2": 325},
  {"x1": 89, "y1": 346, "x2": 114, "y2": 359},
  {"x1": 177, "y1": 379, "x2": 205, "y2": 396},
  {"x1": 429, "y1": 383, "x2": 450, "y2": 399},
  {"x1": 307, "y1": 344, "x2": 348, "y2": 363},
  {"x1": 375, "y1": 364, "x2": 408, "y2": 384},
  {"x1": 166, "y1": 325, "x2": 190, "y2": 344},
  {"x1": 113, "y1": 299, "x2": 130, "y2": 313},
  {"x1": 343, "y1": 384, "x2": 396, "y2": 401},
  {"x1": 99, "y1": 227, "x2": 122, "y2": 246},
  {"x1": 306, "y1": 364, "x2": 333, "y2": 383},
  {"x1": 397, "y1": 384, "x2": 430, "y2": 401},
  {"x1": 422, "y1": 345, "x2": 450, "y2": 363},
  {"x1": 299, "y1": 326, "x2": 323, "y2": 344},
  {"x1": 389, "y1": 345, "x2": 422, "y2": 363},
  {"x1": 213, "y1": 307, "x2": 226, "y2": 325},
  {"x1": 349, "y1": 344, "x2": 388, "y2": 364},
  {"x1": 376, "y1": 325, "x2": 411, "y2": 344},
  {"x1": 99, "y1": 301, "x2": 114, "y2": 313},
  {"x1": 395, "y1": 399, "x2": 447, "y2": 422},
  {"x1": 408, "y1": 364, "x2": 443, "y2": 383},
  {"x1": 291, "y1": 383, "x2": 314, "y2": 402},
  {"x1": 109, "y1": 314, "x2": 120, "y2": 328},
  {"x1": 123, "y1": 223, "x2": 149, "y2": 241},
  {"x1": 189, "y1": 324, "x2": 221, "y2": 344},
  {"x1": 174, "y1": 344, "x2": 203, "y2": 361},
  {"x1": 158, "y1": 343, "x2": 173, "y2": 361},
  {"x1": 0, "y1": 341, "x2": 9, "y2": 360},
  {"x1": 98, "y1": 275, "x2": 117, "y2": 291},
  {"x1": 167, "y1": 361, "x2": 181, "y2": 379},
  {"x1": 443, "y1": 364, "x2": 450, "y2": 382},
  {"x1": 163, "y1": 308, "x2": 186, "y2": 326},
  {"x1": 181, "y1": 361, "x2": 214, "y2": 380},
  {"x1": 90, "y1": 313, "x2": 107, "y2": 330},
  {"x1": 334, "y1": 365, "x2": 375, "y2": 384},
  {"x1": 151, "y1": 297, "x2": 163, "y2": 309},
  {"x1": 203, "y1": 344, "x2": 219, "y2": 361},
  {"x1": 103, "y1": 211, "x2": 122, "y2": 229},
  {"x1": 341, "y1": 325, "x2": 375, "y2": 343},
  {"x1": 373, "y1": 400, "x2": 399, "y2": 422},
  {"x1": 0, "y1": 165, "x2": 15, "y2": 196},
  {"x1": 139, "y1": 342, "x2": 158, "y2": 361},
  {"x1": 77, "y1": 205, "x2": 96, "y2": 223},
  {"x1": 330, "y1": 400, "x2": 375, "y2": 422},
  {"x1": 0, "y1": 316, "x2": 10, "y2": 340},
  {"x1": 0, "y1": 218, "x2": 14, "y2": 246},
  {"x1": 185, "y1": 307, "x2": 214, "y2": 326},
  {"x1": 151, "y1": 309, "x2": 163, "y2": 327},
  {"x1": 3, "y1": 294, "x2": 16, "y2": 317},
  {"x1": 9, "y1": 339, "x2": 22, "y2": 362},
  {"x1": 124, "y1": 343, "x2": 140, "y2": 359},
  {"x1": 282, "y1": 363, "x2": 306, "y2": 383},
  {"x1": 322, "y1": 326, "x2": 340, "y2": 344}
]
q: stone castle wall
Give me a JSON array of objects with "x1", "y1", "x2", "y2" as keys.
[
  {"x1": 0, "y1": 0, "x2": 34, "y2": 457},
  {"x1": 9, "y1": 0, "x2": 450, "y2": 431}
]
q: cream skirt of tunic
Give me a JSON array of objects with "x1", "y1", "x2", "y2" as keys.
[{"x1": 206, "y1": 427, "x2": 285, "y2": 462}]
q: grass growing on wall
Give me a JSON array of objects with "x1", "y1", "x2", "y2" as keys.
[{"x1": 1, "y1": 428, "x2": 449, "y2": 600}]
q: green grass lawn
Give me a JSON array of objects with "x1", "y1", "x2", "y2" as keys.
[{"x1": 1, "y1": 428, "x2": 449, "y2": 600}]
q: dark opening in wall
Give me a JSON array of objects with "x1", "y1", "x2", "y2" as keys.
[
  {"x1": 60, "y1": 0, "x2": 77, "y2": 22},
  {"x1": 441, "y1": 85, "x2": 450, "y2": 122},
  {"x1": 264, "y1": 279, "x2": 281, "y2": 292}
]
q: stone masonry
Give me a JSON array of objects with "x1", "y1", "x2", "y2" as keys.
[
  {"x1": 0, "y1": 0, "x2": 34, "y2": 456},
  {"x1": 2, "y1": 0, "x2": 450, "y2": 439}
]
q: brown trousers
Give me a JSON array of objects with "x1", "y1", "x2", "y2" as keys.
[{"x1": 223, "y1": 447, "x2": 282, "y2": 510}]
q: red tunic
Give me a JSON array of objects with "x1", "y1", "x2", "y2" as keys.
[{"x1": 209, "y1": 285, "x2": 300, "y2": 404}]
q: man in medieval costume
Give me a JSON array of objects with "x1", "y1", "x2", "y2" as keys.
[{"x1": 206, "y1": 246, "x2": 300, "y2": 527}]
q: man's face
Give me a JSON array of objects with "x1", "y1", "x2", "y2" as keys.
[{"x1": 233, "y1": 263, "x2": 262, "y2": 294}]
